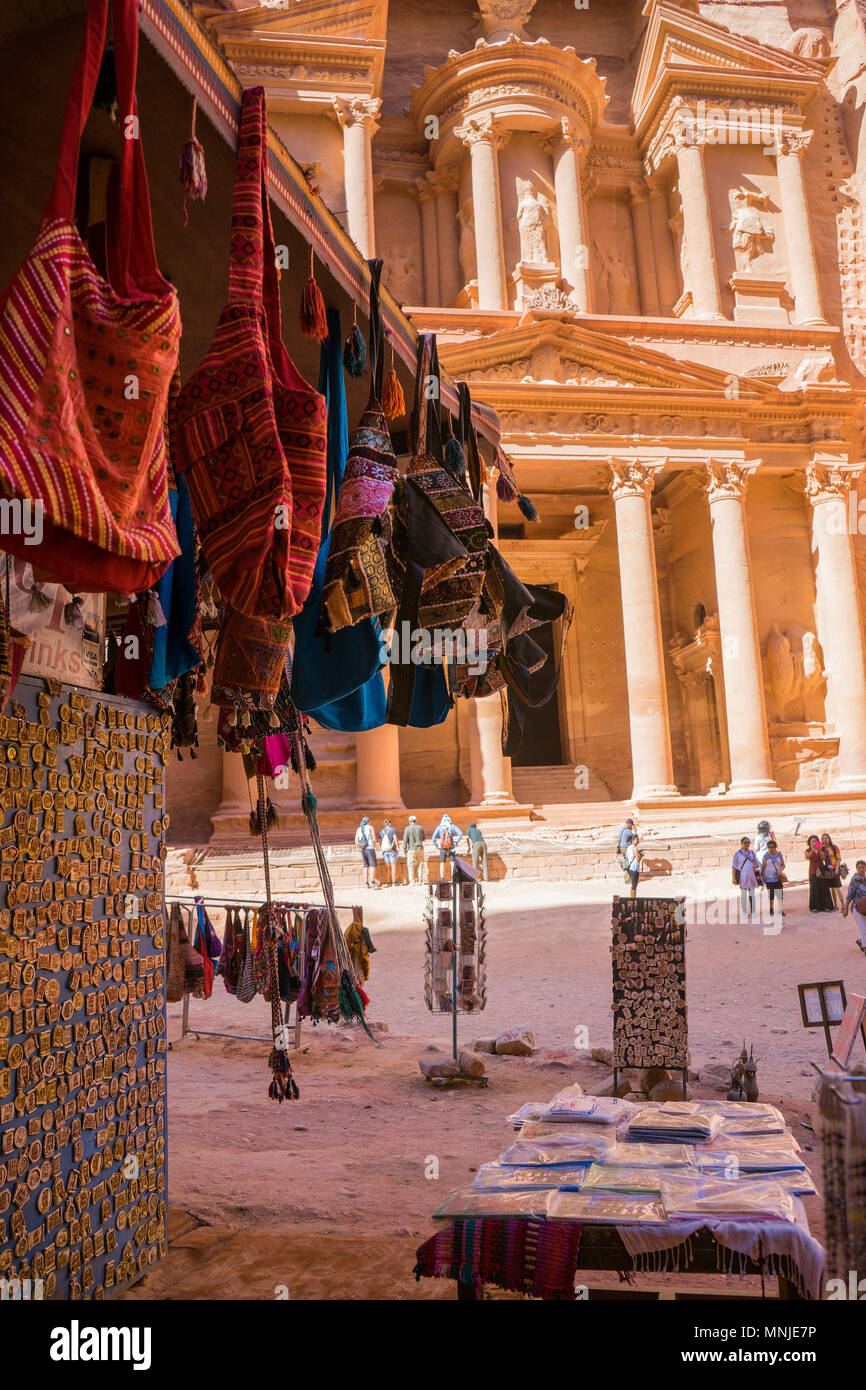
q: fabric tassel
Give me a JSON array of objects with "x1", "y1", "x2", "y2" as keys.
[
  {"x1": 63, "y1": 596, "x2": 85, "y2": 630},
  {"x1": 266, "y1": 798, "x2": 278, "y2": 831},
  {"x1": 300, "y1": 246, "x2": 328, "y2": 343},
  {"x1": 267, "y1": 1048, "x2": 299, "y2": 1102},
  {"x1": 179, "y1": 96, "x2": 207, "y2": 225},
  {"x1": 496, "y1": 470, "x2": 519, "y2": 504},
  {"x1": 343, "y1": 316, "x2": 367, "y2": 378},
  {"x1": 146, "y1": 590, "x2": 168, "y2": 627},
  {"x1": 382, "y1": 343, "x2": 405, "y2": 420},
  {"x1": 248, "y1": 809, "x2": 259, "y2": 837},
  {"x1": 518, "y1": 492, "x2": 540, "y2": 522},
  {"x1": 304, "y1": 740, "x2": 317, "y2": 773},
  {"x1": 445, "y1": 431, "x2": 466, "y2": 477}
]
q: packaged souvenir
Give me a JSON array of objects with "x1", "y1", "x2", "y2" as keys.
[{"x1": 547, "y1": 1190, "x2": 667, "y2": 1225}]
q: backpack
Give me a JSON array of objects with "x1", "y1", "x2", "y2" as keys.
[{"x1": 441, "y1": 829, "x2": 454, "y2": 850}]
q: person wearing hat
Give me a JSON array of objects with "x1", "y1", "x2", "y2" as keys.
[
  {"x1": 355, "y1": 816, "x2": 379, "y2": 889},
  {"x1": 402, "y1": 815, "x2": 426, "y2": 886},
  {"x1": 466, "y1": 823, "x2": 489, "y2": 881}
]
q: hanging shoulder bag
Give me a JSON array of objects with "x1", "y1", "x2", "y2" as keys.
[
  {"x1": 0, "y1": 0, "x2": 181, "y2": 593},
  {"x1": 175, "y1": 87, "x2": 326, "y2": 622}
]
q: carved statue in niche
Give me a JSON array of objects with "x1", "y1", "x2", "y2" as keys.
[
  {"x1": 458, "y1": 199, "x2": 477, "y2": 286},
  {"x1": 516, "y1": 178, "x2": 553, "y2": 264},
  {"x1": 727, "y1": 189, "x2": 774, "y2": 268},
  {"x1": 668, "y1": 199, "x2": 689, "y2": 300},
  {"x1": 765, "y1": 621, "x2": 827, "y2": 724}
]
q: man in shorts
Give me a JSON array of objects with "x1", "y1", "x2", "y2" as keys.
[{"x1": 355, "y1": 816, "x2": 379, "y2": 889}]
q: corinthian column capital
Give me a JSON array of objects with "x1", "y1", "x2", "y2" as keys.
[
  {"x1": 333, "y1": 96, "x2": 382, "y2": 134},
  {"x1": 774, "y1": 129, "x2": 812, "y2": 159},
  {"x1": 804, "y1": 460, "x2": 861, "y2": 505},
  {"x1": 608, "y1": 458, "x2": 663, "y2": 501},
  {"x1": 455, "y1": 113, "x2": 509, "y2": 149},
  {"x1": 704, "y1": 460, "x2": 758, "y2": 504}
]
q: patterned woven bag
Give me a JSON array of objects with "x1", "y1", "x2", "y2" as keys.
[
  {"x1": 174, "y1": 87, "x2": 326, "y2": 622},
  {"x1": 0, "y1": 0, "x2": 181, "y2": 593},
  {"x1": 321, "y1": 260, "x2": 398, "y2": 631}
]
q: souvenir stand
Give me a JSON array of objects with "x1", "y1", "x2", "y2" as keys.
[
  {"x1": 0, "y1": 0, "x2": 565, "y2": 1302},
  {"x1": 424, "y1": 861, "x2": 487, "y2": 1071}
]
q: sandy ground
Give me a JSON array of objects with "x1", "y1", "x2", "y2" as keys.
[{"x1": 120, "y1": 866, "x2": 862, "y2": 1301}]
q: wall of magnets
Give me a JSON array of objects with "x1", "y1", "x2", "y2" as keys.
[{"x1": 0, "y1": 677, "x2": 170, "y2": 1299}]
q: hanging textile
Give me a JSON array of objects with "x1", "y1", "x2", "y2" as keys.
[
  {"x1": 291, "y1": 305, "x2": 386, "y2": 731},
  {"x1": 175, "y1": 86, "x2": 326, "y2": 625},
  {"x1": 149, "y1": 371, "x2": 202, "y2": 694},
  {"x1": 321, "y1": 260, "x2": 399, "y2": 632},
  {"x1": 0, "y1": 0, "x2": 181, "y2": 594}
]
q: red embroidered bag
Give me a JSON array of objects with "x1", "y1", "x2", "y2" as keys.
[
  {"x1": 174, "y1": 87, "x2": 326, "y2": 622},
  {"x1": 0, "y1": 0, "x2": 181, "y2": 593}
]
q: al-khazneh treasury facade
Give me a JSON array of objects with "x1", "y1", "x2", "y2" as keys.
[{"x1": 184, "y1": 0, "x2": 866, "y2": 839}]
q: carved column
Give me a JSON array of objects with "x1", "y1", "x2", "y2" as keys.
[
  {"x1": 432, "y1": 167, "x2": 462, "y2": 308},
  {"x1": 704, "y1": 462, "x2": 777, "y2": 794},
  {"x1": 647, "y1": 180, "x2": 680, "y2": 313},
  {"x1": 455, "y1": 115, "x2": 509, "y2": 311},
  {"x1": 415, "y1": 175, "x2": 441, "y2": 305},
  {"x1": 630, "y1": 183, "x2": 661, "y2": 317},
  {"x1": 673, "y1": 129, "x2": 724, "y2": 320},
  {"x1": 334, "y1": 96, "x2": 381, "y2": 259},
  {"x1": 354, "y1": 725, "x2": 405, "y2": 811},
  {"x1": 609, "y1": 461, "x2": 678, "y2": 799},
  {"x1": 774, "y1": 132, "x2": 826, "y2": 327},
  {"x1": 804, "y1": 463, "x2": 866, "y2": 789},
  {"x1": 468, "y1": 694, "x2": 516, "y2": 807},
  {"x1": 549, "y1": 120, "x2": 593, "y2": 312}
]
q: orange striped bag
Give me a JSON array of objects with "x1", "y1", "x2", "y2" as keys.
[{"x1": 0, "y1": 0, "x2": 180, "y2": 593}]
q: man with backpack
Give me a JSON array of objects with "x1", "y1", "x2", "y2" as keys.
[
  {"x1": 402, "y1": 816, "x2": 427, "y2": 886},
  {"x1": 355, "y1": 816, "x2": 379, "y2": 889},
  {"x1": 432, "y1": 814, "x2": 463, "y2": 880}
]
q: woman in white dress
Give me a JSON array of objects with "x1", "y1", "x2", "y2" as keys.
[{"x1": 732, "y1": 835, "x2": 761, "y2": 922}]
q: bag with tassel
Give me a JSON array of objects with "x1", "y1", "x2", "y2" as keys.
[
  {"x1": 166, "y1": 903, "x2": 186, "y2": 1003},
  {"x1": 290, "y1": 305, "x2": 387, "y2": 732},
  {"x1": 321, "y1": 260, "x2": 399, "y2": 633},
  {"x1": 174, "y1": 87, "x2": 326, "y2": 626},
  {"x1": 385, "y1": 335, "x2": 487, "y2": 727},
  {"x1": 236, "y1": 909, "x2": 257, "y2": 1003},
  {"x1": 0, "y1": 0, "x2": 181, "y2": 595}
]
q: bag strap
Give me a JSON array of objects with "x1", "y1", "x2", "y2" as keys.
[
  {"x1": 317, "y1": 306, "x2": 346, "y2": 546},
  {"x1": 412, "y1": 336, "x2": 433, "y2": 456},
  {"x1": 47, "y1": 0, "x2": 165, "y2": 299},
  {"x1": 459, "y1": 383, "x2": 482, "y2": 502},
  {"x1": 229, "y1": 87, "x2": 270, "y2": 305},
  {"x1": 367, "y1": 259, "x2": 385, "y2": 402}
]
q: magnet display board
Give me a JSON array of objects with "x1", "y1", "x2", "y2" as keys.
[
  {"x1": 611, "y1": 896, "x2": 687, "y2": 1070},
  {"x1": 0, "y1": 677, "x2": 170, "y2": 1299}
]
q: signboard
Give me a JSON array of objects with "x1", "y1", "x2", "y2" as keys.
[
  {"x1": 611, "y1": 896, "x2": 687, "y2": 1069},
  {"x1": 8, "y1": 558, "x2": 103, "y2": 690},
  {"x1": 831, "y1": 992, "x2": 866, "y2": 1068}
]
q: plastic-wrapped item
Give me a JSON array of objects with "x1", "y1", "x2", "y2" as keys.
[
  {"x1": 501, "y1": 1135, "x2": 612, "y2": 1166},
  {"x1": 660, "y1": 1176, "x2": 797, "y2": 1223},
  {"x1": 519, "y1": 1119, "x2": 621, "y2": 1142},
  {"x1": 627, "y1": 1108, "x2": 723, "y2": 1143},
  {"x1": 699, "y1": 1131, "x2": 800, "y2": 1154},
  {"x1": 432, "y1": 1187, "x2": 549, "y2": 1220},
  {"x1": 547, "y1": 1190, "x2": 667, "y2": 1225},
  {"x1": 716, "y1": 1112, "x2": 785, "y2": 1137},
  {"x1": 538, "y1": 1095, "x2": 634, "y2": 1125},
  {"x1": 506, "y1": 1102, "x2": 543, "y2": 1128},
  {"x1": 582, "y1": 1164, "x2": 668, "y2": 1194},
  {"x1": 694, "y1": 1149, "x2": 805, "y2": 1174},
  {"x1": 607, "y1": 1142, "x2": 695, "y2": 1167},
  {"x1": 472, "y1": 1162, "x2": 588, "y2": 1191}
]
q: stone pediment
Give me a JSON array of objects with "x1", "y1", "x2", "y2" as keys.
[
  {"x1": 439, "y1": 320, "x2": 771, "y2": 398},
  {"x1": 633, "y1": 0, "x2": 823, "y2": 138},
  {"x1": 196, "y1": 1, "x2": 387, "y2": 43}
]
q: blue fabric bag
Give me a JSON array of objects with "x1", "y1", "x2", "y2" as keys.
[
  {"x1": 148, "y1": 472, "x2": 200, "y2": 691},
  {"x1": 291, "y1": 306, "x2": 387, "y2": 731}
]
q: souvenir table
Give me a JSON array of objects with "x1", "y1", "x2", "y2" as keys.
[{"x1": 414, "y1": 1094, "x2": 825, "y2": 1302}]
